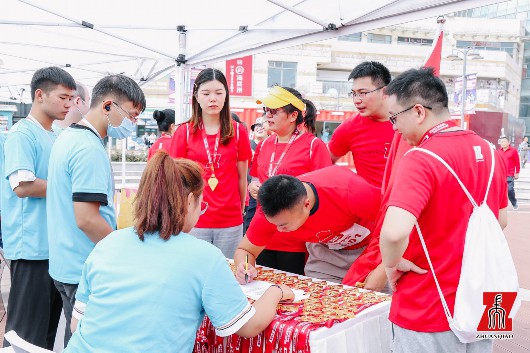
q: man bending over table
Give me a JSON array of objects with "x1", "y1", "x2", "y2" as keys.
[{"x1": 234, "y1": 165, "x2": 381, "y2": 283}]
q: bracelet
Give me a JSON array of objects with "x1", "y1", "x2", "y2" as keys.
[{"x1": 270, "y1": 284, "x2": 283, "y2": 301}]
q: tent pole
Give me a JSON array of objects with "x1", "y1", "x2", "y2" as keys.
[{"x1": 175, "y1": 27, "x2": 187, "y2": 124}]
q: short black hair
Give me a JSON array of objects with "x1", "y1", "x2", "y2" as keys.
[
  {"x1": 74, "y1": 81, "x2": 89, "y2": 101},
  {"x1": 153, "y1": 109, "x2": 175, "y2": 133},
  {"x1": 348, "y1": 61, "x2": 391, "y2": 87},
  {"x1": 30, "y1": 66, "x2": 76, "y2": 101},
  {"x1": 385, "y1": 67, "x2": 448, "y2": 111},
  {"x1": 90, "y1": 74, "x2": 146, "y2": 112},
  {"x1": 258, "y1": 175, "x2": 307, "y2": 217}
]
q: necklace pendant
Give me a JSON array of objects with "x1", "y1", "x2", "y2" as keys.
[{"x1": 208, "y1": 175, "x2": 219, "y2": 191}]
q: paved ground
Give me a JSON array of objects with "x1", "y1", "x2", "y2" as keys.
[{"x1": 493, "y1": 204, "x2": 530, "y2": 353}]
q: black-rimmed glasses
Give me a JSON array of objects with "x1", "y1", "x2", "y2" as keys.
[
  {"x1": 388, "y1": 105, "x2": 432, "y2": 124},
  {"x1": 112, "y1": 102, "x2": 138, "y2": 123},
  {"x1": 348, "y1": 87, "x2": 383, "y2": 99}
]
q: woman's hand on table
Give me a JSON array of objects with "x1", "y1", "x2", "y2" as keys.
[
  {"x1": 249, "y1": 181, "x2": 261, "y2": 199},
  {"x1": 236, "y1": 261, "x2": 258, "y2": 284},
  {"x1": 275, "y1": 284, "x2": 295, "y2": 303}
]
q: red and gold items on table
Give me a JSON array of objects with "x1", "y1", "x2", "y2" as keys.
[{"x1": 194, "y1": 265, "x2": 390, "y2": 353}]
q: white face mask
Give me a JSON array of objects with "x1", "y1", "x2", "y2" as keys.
[{"x1": 107, "y1": 114, "x2": 135, "y2": 139}]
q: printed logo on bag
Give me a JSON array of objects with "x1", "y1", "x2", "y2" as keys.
[{"x1": 477, "y1": 292, "x2": 517, "y2": 332}]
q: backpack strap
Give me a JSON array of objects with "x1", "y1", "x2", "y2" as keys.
[
  {"x1": 405, "y1": 147, "x2": 479, "y2": 208},
  {"x1": 415, "y1": 223, "x2": 454, "y2": 322},
  {"x1": 186, "y1": 122, "x2": 190, "y2": 143}
]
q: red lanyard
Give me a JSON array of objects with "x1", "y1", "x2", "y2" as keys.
[
  {"x1": 200, "y1": 125, "x2": 221, "y2": 174},
  {"x1": 419, "y1": 120, "x2": 458, "y2": 145},
  {"x1": 268, "y1": 130, "x2": 299, "y2": 177}
]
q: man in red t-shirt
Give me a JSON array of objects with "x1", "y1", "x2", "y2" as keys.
[
  {"x1": 342, "y1": 132, "x2": 411, "y2": 292},
  {"x1": 328, "y1": 61, "x2": 394, "y2": 187},
  {"x1": 380, "y1": 68, "x2": 507, "y2": 353},
  {"x1": 311, "y1": 62, "x2": 395, "y2": 283},
  {"x1": 498, "y1": 136, "x2": 520, "y2": 210},
  {"x1": 233, "y1": 165, "x2": 381, "y2": 283}
]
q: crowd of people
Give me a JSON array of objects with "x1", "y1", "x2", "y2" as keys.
[{"x1": 0, "y1": 60, "x2": 520, "y2": 353}]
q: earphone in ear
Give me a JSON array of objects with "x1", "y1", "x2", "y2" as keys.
[{"x1": 105, "y1": 105, "x2": 111, "y2": 111}]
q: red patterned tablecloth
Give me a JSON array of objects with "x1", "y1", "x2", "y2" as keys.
[{"x1": 194, "y1": 266, "x2": 390, "y2": 353}]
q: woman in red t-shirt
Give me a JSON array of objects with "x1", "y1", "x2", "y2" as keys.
[
  {"x1": 169, "y1": 69, "x2": 251, "y2": 259},
  {"x1": 148, "y1": 109, "x2": 175, "y2": 160},
  {"x1": 249, "y1": 86, "x2": 332, "y2": 274}
]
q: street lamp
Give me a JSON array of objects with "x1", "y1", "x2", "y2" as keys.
[{"x1": 447, "y1": 47, "x2": 484, "y2": 129}]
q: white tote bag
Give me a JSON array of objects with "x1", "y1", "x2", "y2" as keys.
[{"x1": 409, "y1": 145, "x2": 520, "y2": 343}]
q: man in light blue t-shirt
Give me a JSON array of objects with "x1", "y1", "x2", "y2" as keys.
[
  {"x1": 52, "y1": 81, "x2": 90, "y2": 135},
  {"x1": 1, "y1": 67, "x2": 76, "y2": 349},
  {"x1": 47, "y1": 74, "x2": 145, "y2": 345}
]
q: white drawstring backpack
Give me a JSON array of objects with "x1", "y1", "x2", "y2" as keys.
[{"x1": 407, "y1": 144, "x2": 520, "y2": 344}]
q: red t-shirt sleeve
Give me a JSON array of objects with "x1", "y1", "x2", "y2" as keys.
[
  {"x1": 169, "y1": 123, "x2": 188, "y2": 158},
  {"x1": 236, "y1": 123, "x2": 252, "y2": 162},
  {"x1": 245, "y1": 207, "x2": 277, "y2": 247},
  {"x1": 249, "y1": 140, "x2": 264, "y2": 178},
  {"x1": 513, "y1": 149, "x2": 521, "y2": 174},
  {"x1": 310, "y1": 138, "x2": 333, "y2": 170},
  {"x1": 148, "y1": 144, "x2": 155, "y2": 160},
  {"x1": 496, "y1": 153, "x2": 509, "y2": 209},
  {"x1": 328, "y1": 119, "x2": 353, "y2": 158},
  {"x1": 388, "y1": 154, "x2": 434, "y2": 218}
]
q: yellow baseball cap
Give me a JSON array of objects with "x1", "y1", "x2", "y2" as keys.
[{"x1": 256, "y1": 86, "x2": 305, "y2": 111}]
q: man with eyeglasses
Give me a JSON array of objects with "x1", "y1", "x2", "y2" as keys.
[
  {"x1": 309, "y1": 62, "x2": 394, "y2": 283},
  {"x1": 327, "y1": 61, "x2": 394, "y2": 187},
  {"x1": 380, "y1": 67, "x2": 506, "y2": 353},
  {"x1": 46, "y1": 74, "x2": 146, "y2": 346},
  {"x1": 52, "y1": 81, "x2": 91, "y2": 134}
]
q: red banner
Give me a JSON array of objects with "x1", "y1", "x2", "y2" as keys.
[{"x1": 226, "y1": 56, "x2": 253, "y2": 96}]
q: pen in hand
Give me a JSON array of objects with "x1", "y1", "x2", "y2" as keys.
[{"x1": 245, "y1": 254, "x2": 249, "y2": 284}]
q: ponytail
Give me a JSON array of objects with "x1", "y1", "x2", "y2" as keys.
[
  {"x1": 134, "y1": 151, "x2": 204, "y2": 241},
  {"x1": 301, "y1": 98, "x2": 317, "y2": 134},
  {"x1": 282, "y1": 87, "x2": 318, "y2": 135}
]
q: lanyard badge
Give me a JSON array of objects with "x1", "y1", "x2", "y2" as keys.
[{"x1": 201, "y1": 126, "x2": 221, "y2": 191}]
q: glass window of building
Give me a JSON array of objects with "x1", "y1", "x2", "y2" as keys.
[
  {"x1": 367, "y1": 33, "x2": 392, "y2": 44},
  {"x1": 267, "y1": 61, "x2": 297, "y2": 88},
  {"x1": 338, "y1": 33, "x2": 362, "y2": 42},
  {"x1": 456, "y1": 40, "x2": 518, "y2": 58},
  {"x1": 397, "y1": 36, "x2": 433, "y2": 45}
]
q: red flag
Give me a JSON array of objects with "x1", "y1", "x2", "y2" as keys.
[{"x1": 423, "y1": 17, "x2": 445, "y2": 77}]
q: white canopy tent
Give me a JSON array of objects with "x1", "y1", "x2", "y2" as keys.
[{"x1": 1, "y1": 0, "x2": 501, "y2": 120}]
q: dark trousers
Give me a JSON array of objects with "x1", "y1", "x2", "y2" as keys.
[
  {"x1": 243, "y1": 196, "x2": 258, "y2": 234},
  {"x1": 53, "y1": 280, "x2": 78, "y2": 347},
  {"x1": 3, "y1": 260, "x2": 62, "y2": 350},
  {"x1": 507, "y1": 176, "x2": 517, "y2": 207},
  {"x1": 256, "y1": 249, "x2": 306, "y2": 275}
]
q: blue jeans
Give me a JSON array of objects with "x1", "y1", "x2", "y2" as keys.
[{"x1": 507, "y1": 177, "x2": 517, "y2": 207}]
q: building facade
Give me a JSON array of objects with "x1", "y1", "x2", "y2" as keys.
[{"x1": 456, "y1": 0, "x2": 530, "y2": 135}]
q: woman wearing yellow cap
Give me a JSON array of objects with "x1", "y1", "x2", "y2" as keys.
[{"x1": 247, "y1": 86, "x2": 332, "y2": 274}]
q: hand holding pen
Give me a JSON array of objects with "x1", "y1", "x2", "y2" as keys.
[{"x1": 236, "y1": 254, "x2": 258, "y2": 284}]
